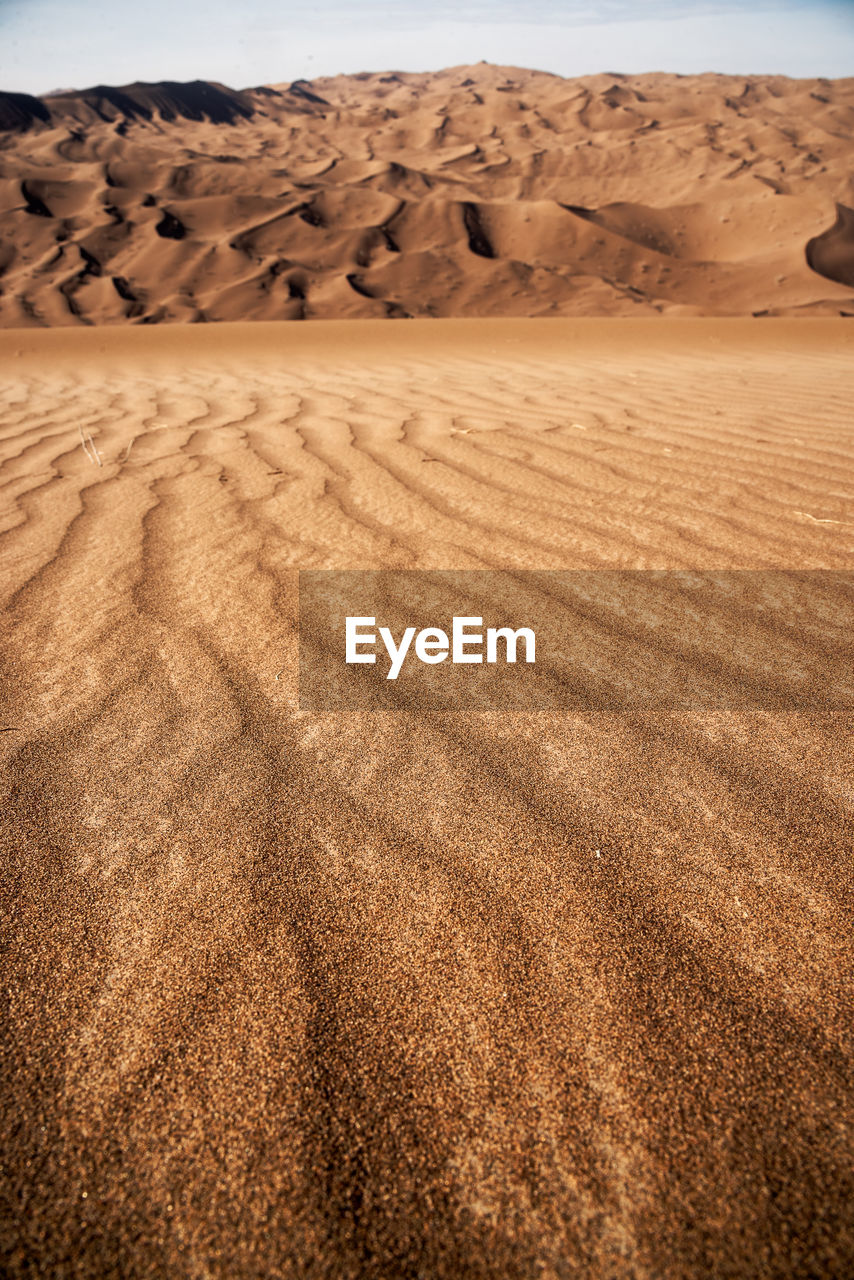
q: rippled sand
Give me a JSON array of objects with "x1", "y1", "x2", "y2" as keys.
[{"x1": 1, "y1": 319, "x2": 853, "y2": 1278}]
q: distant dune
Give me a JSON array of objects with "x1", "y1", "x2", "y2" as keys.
[
  {"x1": 807, "y1": 202, "x2": 854, "y2": 288},
  {"x1": 1, "y1": 65, "x2": 853, "y2": 324}
]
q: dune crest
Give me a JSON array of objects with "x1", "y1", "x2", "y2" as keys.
[
  {"x1": 1, "y1": 65, "x2": 853, "y2": 324},
  {"x1": 806, "y1": 202, "x2": 854, "y2": 288}
]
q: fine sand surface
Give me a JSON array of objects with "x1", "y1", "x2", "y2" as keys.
[
  {"x1": 1, "y1": 318, "x2": 853, "y2": 1278},
  {"x1": 2, "y1": 66, "x2": 854, "y2": 325}
]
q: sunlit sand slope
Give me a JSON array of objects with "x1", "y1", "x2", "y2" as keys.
[
  {"x1": 1, "y1": 67, "x2": 854, "y2": 323},
  {"x1": 1, "y1": 319, "x2": 853, "y2": 1279}
]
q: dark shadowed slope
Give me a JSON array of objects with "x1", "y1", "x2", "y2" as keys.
[{"x1": 807, "y1": 202, "x2": 854, "y2": 288}]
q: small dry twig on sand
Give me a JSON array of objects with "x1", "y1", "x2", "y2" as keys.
[
  {"x1": 794, "y1": 510, "x2": 854, "y2": 528},
  {"x1": 121, "y1": 440, "x2": 134, "y2": 463},
  {"x1": 79, "y1": 426, "x2": 102, "y2": 467}
]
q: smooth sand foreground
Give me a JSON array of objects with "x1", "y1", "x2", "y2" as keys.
[{"x1": 1, "y1": 319, "x2": 853, "y2": 1278}]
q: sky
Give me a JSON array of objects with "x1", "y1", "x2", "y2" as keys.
[{"x1": 1, "y1": 0, "x2": 852, "y2": 95}]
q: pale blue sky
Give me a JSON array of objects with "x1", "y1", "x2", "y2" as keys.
[{"x1": 1, "y1": 1, "x2": 852, "y2": 95}]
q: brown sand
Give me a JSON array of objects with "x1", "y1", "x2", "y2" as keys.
[
  {"x1": 1, "y1": 318, "x2": 853, "y2": 1278},
  {"x1": 2, "y1": 66, "x2": 854, "y2": 325}
]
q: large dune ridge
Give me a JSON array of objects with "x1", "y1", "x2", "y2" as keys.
[
  {"x1": 1, "y1": 65, "x2": 854, "y2": 325},
  {"x1": 1, "y1": 318, "x2": 853, "y2": 1277}
]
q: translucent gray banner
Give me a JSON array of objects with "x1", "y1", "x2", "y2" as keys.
[{"x1": 298, "y1": 570, "x2": 854, "y2": 711}]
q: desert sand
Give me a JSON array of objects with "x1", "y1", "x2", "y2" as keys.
[
  {"x1": 1, "y1": 317, "x2": 853, "y2": 1277},
  {"x1": 1, "y1": 65, "x2": 854, "y2": 324}
]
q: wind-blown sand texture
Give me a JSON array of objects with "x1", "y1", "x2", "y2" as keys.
[
  {"x1": 1, "y1": 319, "x2": 853, "y2": 1278},
  {"x1": 1, "y1": 65, "x2": 854, "y2": 325}
]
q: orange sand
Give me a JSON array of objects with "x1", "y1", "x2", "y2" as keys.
[
  {"x1": 1, "y1": 66, "x2": 853, "y2": 324},
  {"x1": 1, "y1": 318, "x2": 853, "y2": 1277}
]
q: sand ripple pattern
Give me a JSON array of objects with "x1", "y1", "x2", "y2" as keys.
[{"x1": 1, "y1": 320, "x2": 853, "y2": 1278}]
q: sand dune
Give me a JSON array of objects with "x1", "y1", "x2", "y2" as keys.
[
  {"x1": 1, "y1": 66, "x2": 854, "y2": 324},
  {"x1": 1, "y1": 319, "x2": 853, "y2": 1277},
  {"x1": 807, "y1": 201, "x2": 854, "y2": 288}
]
